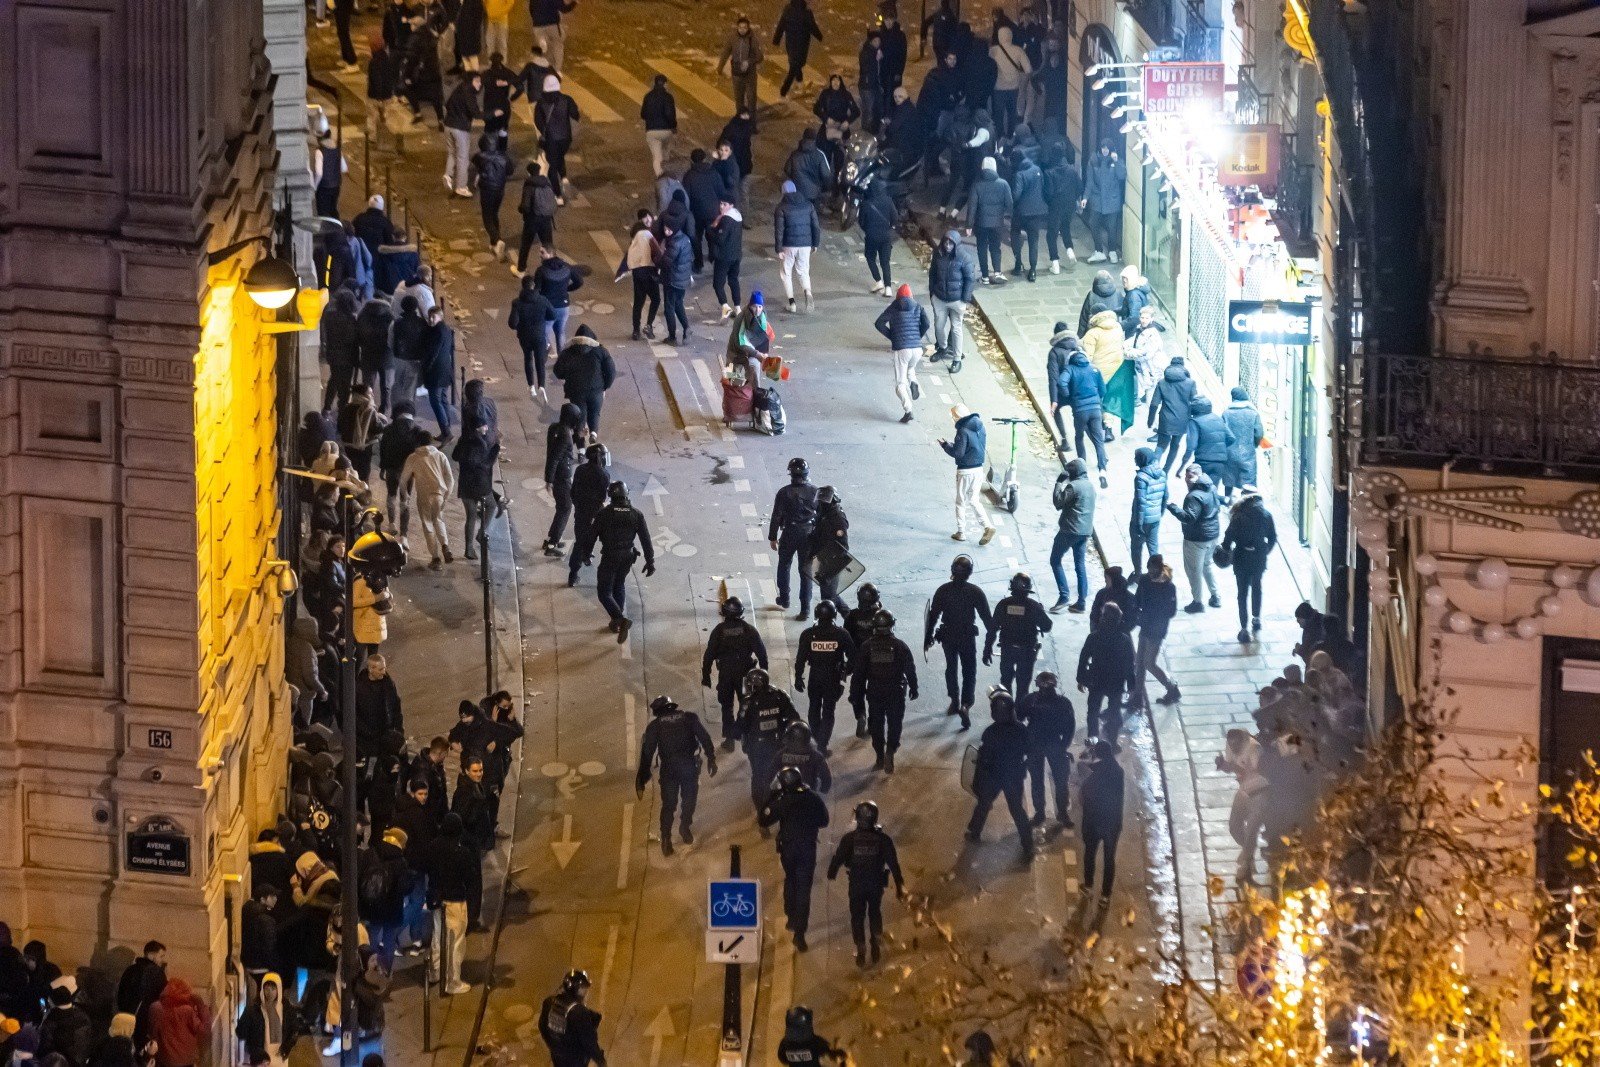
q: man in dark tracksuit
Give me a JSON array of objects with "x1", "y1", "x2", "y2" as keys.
[
  {"x1": 963, "y1": 687, "x2": 1034, "y2": 861},
  {"x1": 983, "y1": 572, "x2": 1052, "y2": 699},
  {"x1": 924, "y1": 554, "x2": 993, "y2": 728},
  {"x1": 849, "y1": 610, "x2": 918, "y2": 773},
  {"x1": 575, "y1": 481, "x2": 655, "y2": 643},
  {"x1": 736, "y1": 669, "x2": 800, "y2": 814},
  {"x1": 827, "y1": 801, "x2": 904, "y2": 967},
  {"x1": 768, "y1": 457, "x2": 820, "y2": 617},
  {"x1": 758, "y1": 766, "x2": 830, "y2": 950},
  {"x1": 566, "y1": 443, "x2": 611, "y2": 586},
  {"x1": 794, "y1": 601, "x2": 855, "y2": 754},
  {"x1": 701, "y1": 596, "x2": 768, "y2": 750},
  {"x1": 1018, "y1": 671, "x2": 1075, "y2": 830},
  {"x1": 635, "y1": 695, "x2": 717, "y2": 855}
]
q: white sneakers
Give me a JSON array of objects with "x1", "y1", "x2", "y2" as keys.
[
  {"x1": 1066, "y1": 247, "x2": 1078, "y2": 263},
  {"x1": 787, "y1": 297, "x2": 798, "y2": 313},
  {"x1": 804, "y1": 290, "x2": 815, "y2": 312},
  {"x1": 720, "y1": 303, "x2": 734, "y2": 321},
  {"x1": 493, "y1": 239, "x2": 506, "y2": 260},
  {"x1": 870, "y1": 282, "x2": 884, "y2": 295},
  {"x1": 1086, "y1": 251, "x2": 1107, "y2": 264},
  {"x1": 1049, "y1": 260, "x2": 1061, "y2": 275}
]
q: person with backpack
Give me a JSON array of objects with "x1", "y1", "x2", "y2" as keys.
[
  {"x1": 532, "y1": 74, "x2": 581, "y2": 203},
  {"x1": 858, "y1": 178, "x2": 899, "y2": 297},
  {"x1": 515, "y1": 161, "x2": 560, "y2": 274},
  {"x1": 357, "y1": 827, "x2": 410, "y2": 970},
  {"x1": 507, "y1": 274, "x2": 554, "y2": 401},
  {"x1": 469, "y1": 134, "x2": 513, "y2": 259}
]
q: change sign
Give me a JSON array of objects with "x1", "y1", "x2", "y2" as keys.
[{"x1": 1228, "y1": 300, "x2": 1314, "y2": 345}]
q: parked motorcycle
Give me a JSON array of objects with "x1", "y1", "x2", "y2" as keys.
[{"x1": 840, "y1": 131, "x2": 920, "y2": 230}]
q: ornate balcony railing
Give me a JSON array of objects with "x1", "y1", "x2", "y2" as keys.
[
  {"x1": 1361, "y1": 351, "x2": 1600, "y2": 479},
  {"x1": 1124, "y1": 0, "x2": 1180, "y2": 47}
]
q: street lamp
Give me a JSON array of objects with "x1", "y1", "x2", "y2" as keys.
[
  {"x1": 243, "y1": 256, "x2": 301, "y2": 309},
  {"x1": 209, "y1": 232, "x2": 329, "y2": 332}
]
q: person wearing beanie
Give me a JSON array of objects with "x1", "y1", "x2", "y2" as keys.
[
  {"x1": 533, "y1": 73, "x2": 581, "y2": 203},
  {"x1": 422, "y1": 812, "x2": 475, "y2": 995},
  {"x1": 1128, "y1": 446, "x2": 1168, "y2": 578},
  {"x1": 964, "y1": 153, "x2": 1012, "y2": 284},
  {"x1": 874, "y1": 283, "x2": 933, "y2": 423},
  {"x1": 39, "y1": 980, "x2": 91, "y2": 1067},
  {"x1": 774, "y1": 178, "x2": 822, "y2": 313}
]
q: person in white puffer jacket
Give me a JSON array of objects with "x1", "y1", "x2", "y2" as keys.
[{"x1": 399, "y1": 437, "x2": 456, "y2": 568}]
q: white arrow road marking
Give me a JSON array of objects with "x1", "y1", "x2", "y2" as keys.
[
  {"x1": 550, "y1": 814, "x2": 581, "y2": 868},
  {"x1": 645, "y1": 1005, "x2": 676, "y2": 1067},
  {"x1": 643, "y1": 473, "x2": 669, "y2": 516}
]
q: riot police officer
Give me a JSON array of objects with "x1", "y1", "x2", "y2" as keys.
[
  {"x1": 924, "y1": 554, "x2": 993, "y2": 729},
  {"x1": 777, "y1": 1005, "x2": 846, "y2": 1063},
  {"x1": 842, "y1": 583, "x2": 883, "y2": 738},
  {"x1": 849, "y1": 610, "x2": 918, "y2": 774},
  {"x1": 538, "y1": 970, "x2": 606, "y2": 1066},
  {"x1": 566, "y1": 443, "x2": 611, "y2": 586},
  {"x1": 795, "y1": 601, "x2": 855, "y2": 754},
  {"x1": 702, "y1": 596, "x2": 769, "y2": 750},
  {"x1": 1017, "y1": 671, "x2": 1075, "y2": 831},
  {"x1": 769, "y1": 457, "x2": 820, "y2": 618},
  {"x1": 758, "y1": 766, "x2": 831, "y2": 950},
  {"x1": 737, "y1": 668, "x2": 800, "y2": 814},
  {"x1": 984, "y1": 572, "x2": 1053, "y2": 699},
  {"x1": 575, "y1": 481, "x2": 656, "y2": 643},
  {"x1": 635, "y1": 695, "x2": 719, "y2": 855},
  {"x1": 773, "y1": 721, "x2": 832, "y2": 793},
  {"x1": 964, "y1": 686, "x2": 1035, "y2": 862},
  {"x1": 827, "y1": 800, "x2": 905, "y2": 968}
]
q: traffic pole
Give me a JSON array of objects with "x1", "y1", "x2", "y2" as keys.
[{"x1": 719, "y1": 845, "x2": 743, "y2": 1066}]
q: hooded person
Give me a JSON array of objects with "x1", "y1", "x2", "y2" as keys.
[
  {"x1": 1077, "y1": 268, "x2": 1122, "y2": 335},
  {"x1": 147, "y1": 980, "x2": 210, "y2": 1067},
  {"x1": 1167, "y1": 466, "x2": 1224, "y2": 612},
  {"x1": 1082, "y1": 307, "x2": 1137, "y2": 436},
  {"x1": 774, "y1": 0, "x2": 824, "y2": 95},
  {"x1": 873, "y1": 283, "x2": 933, "y2": 423},
  {"x1": 858, "y1": 177, "x2": 899, "y2": 296},
  {"x1": 88, "y1": 1013, "x2": 142, "y2": 1067},
  {"x1": 39, "y1": 979, "x2": 91, "y2": 1067},
  {"x1": 234, "y1": 975, "x2": 301, "y2": 1067},
  {"x1": 964, "y1": 155, "x2": 1012, "y2": 281},
  {"x1": 708, "y1": 193, "x2": 745, "y2": 318},
  {"x1": 940, "y1": 404, "x2": 993, "y2": 544},
  {"x1": 1007, "y1": 148, "x2": 1047, "y2": 279},
  {"x1": 549, "y1": 329, "x2": 613, "y2": 448},
  {"x1": 542, "y1": 402, "x2": 583, "y2": 555},
  {"x1": 1221, "y1": 386, "x2": 1265, "y2": 501},
  {"x1": 531, "y1": 248, "x2": 582, "y2": 350},
  {"x1": 813, "y1": 74, "x2": 861, "y2": 146},
  {"x1": 1147, "y1": 356, "x2": 1198, "y2": 472},
  {"x1": 532, "y1": 73, "x2": 581, "y2": 201},
  {"x1": 782, "y1": 129, "x2": 833, "y2": 206},
  {"x1": 1221, "y1": 487, "x2": 1278, "y2": 643},
  {"x1": 927, "y1": 228, "x2": 977, "y2": 366},
  {"x1": 1181, "y1": 396, "x2": 1235, "y2": 488},
  {"x1": 1118, "y1": 264, "x2": 1156, "y2": 336}
]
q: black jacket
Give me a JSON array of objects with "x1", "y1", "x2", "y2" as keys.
[
  {"x1": 858, "y1": 183, "x2": 897, "y2": 243},
  {"x1": 1018, "y1": 689, "x2": 1075, "y2": 748},
  {"x1": 702, "y1": 618, "x2": 768, "y2": 677},
  {"x1": 354, "y1": 672, "x2": 403, "y2": 757},
  {"x1": 928, "y1": 229, "x2": 977, "y2": 302},
  {"x1": 321, "y1": 301, "x2": 360, "y2": 370},
  {"x1": 768, "y1": 481, "x2": 819, "y2": 540},
  {"x1": 973, "y1": 720, "x2": 1030, "y2": 787},
  {"x1": 1222, "y1": 495, "x2": 1278, "y2": 578},
  {"x1": 784, "y1": 144, "x2": 834, "y2": 203},
  {"x1": 471, "y1": 147, "x2": 513, "y2": 193},
  {"x1": 773, "y1": 1, "x2": 823, "y2": 58},
  {"x1": 355, "y1": 299, "x2": 395, "y2": 374},
  {"x1": 533, "y1": 256, "x2": 582, "y2": 308},
  {"x1": 985, "y1": 594, "x2": 1051, "y2": 654},
  {"x1": 378, "y1": 415, "x2": 428, "y2": 476},
  {"x1": 683, "y1": 160, "x2": 733, "y2": 222},
  {"x1": 508, "y1": 289, "x2": 555, "y2": 350},
  {"x1": 850, "y1": 635, "x2": 917, "y2": 701},
  {"x1": 452, "y1": 776, "x2": 495, "y2": 851},
  {"x1": 391, "y1": 307, "x2": 428, "y2": 366},
  {"x1": 1168, "y1": 475, "x2": 1222, "y2": 542},
  {"x1": 636, "y1": 709, "x2": 716, "y2": 792},
  {"x1": 1077, "y1": 273, "x2": 1122, "y2": 336},
  {"x1": 1076, "y1": 627, "x2": 1137, "y2": 692},
  {"x1": 827, "y1": 827, "x2": 903, "y2": 891},
  {"x1": 641, "y1": 84, "x2": 677, "y2": 131},
  {"x1": 444, "y1": 81, "x2": 482, "y2": 131},
  {"x1": 813, "y1": 84, "x2": 860, "y2": 126},
  {"x1": 553, "y1": 333, "x2": 617, "y2": 397},
  {"x1": 582, "y1": 502, "x2": 654, "y2": 565},
  {"x1": 451, "y1": 431, "x2": 501, "y2": 499},
  {"x1": 795, "y1": 622, "x2": 855, "y2": 688},
  {"x1": 1147, "y1": 361, "x2": 1197, "y2": 435},
  {"x1": 422, "y1": 834, "x2": 475, "y2": 904},
  {"x1": 758, "y1": 787, "x2": 831, "y2": 848},
  {"x1": 571, "y1": 459, "x2": 611, "y2": 515},
  {"x1": 926, "y1": 578, "x2": 993, "y2": 644},
  {"x1": 545, "y1": 404, "x2": 582, "y2": 484},
  {"x1": 1133, "y1": 573, "x2": 1178, "y2": 640},
  {"x1": 1081, "y1": 755, "x2": 1125, "y2": 836},
  {"x1": 538, "y1": 994, "x2": 604, "y2": 1064},
  {"x1": 533, "y1": 92, "x2": 580, "y2": 143},
  {"x1": 708, "y1": 209, "x2": 745, "y2": 263}
]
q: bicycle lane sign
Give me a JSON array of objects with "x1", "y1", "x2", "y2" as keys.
[{"x1": 708, "y1": 878, "x2": 760, "y2": 931}]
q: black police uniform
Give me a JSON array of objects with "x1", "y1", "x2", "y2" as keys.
[
  {"x1": 567, "y1": 459, "x2": 611, "y2": 583},
  {"x1": 737, "y1": 687, "x2": 800, "y2": 810},
  {"x1": 576, "y1": 500, "x2": 654, "y2": 623},
  {"x1": 795, "y1": 621, "x2": 856, "y2": 749},
  {"x1": 702, "y1": 618, "x2": 769, "y2": 740},
  {"x1": 842, "y1": 603, "x2": 880, "y2": 731},
  {"x1": 636, "y1": 707, "x2": 718, "y2": 841},
  {"x1": 827, "y1": 826, "x2": 904, "y2": 950},
  {"x1": 769, "y1": 480, "x2": 820, "y2": 611},
  {"x1": 806, "y1": 499, "x2": 851, "y2": 612},
  {"x1": 984, "y1": 593, "x2": 1053, "y2": 698},
  {"x1": 1018, "y1": 688, "x2": 1075, "y2": 826},
  {"x1": 924, "y1": 578, "x2": 993, "y2": 714},
  {"x1": 777, "y1": 1033, "x2": 841, "y2": 1064},
  {"x1": 965, "y1": 718, "x2": 1034, "y2": 854},
  {"x1": 538, "y1": 993, "x2": 606, "y2": 1066},
  {"x1": 757, "y1": 787, "x2": 831, "y2": 937},
  {"x1": 848, "y1": 634, "x2": 918, "y2": 765},
  {"x1": 773, "y1": 739, "x2": 832, "y2": 793}
]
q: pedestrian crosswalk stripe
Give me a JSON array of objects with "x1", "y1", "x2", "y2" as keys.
[
  {"x1": 588, "y1": 228, "x2": 624, "y2": 266},
  {"x1": 582, "y1": 60, "x2": 651, "y2": 106},
  {"x1": 755, "y1": 68, "x2": 786, "y2": 108},
  {"x1": 559, "y1": 78, "x2": 624, "y2": 124},
  {"x1": 648, "y1": 58, "x2": 736, "y2": 121}
]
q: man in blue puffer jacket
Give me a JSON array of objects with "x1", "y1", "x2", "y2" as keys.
[
  {"x1": 1043, "y1": 321, "x2": 1108, "y2": 482},
  {"x1": 658, "y1": 220, "x2": 694, "y2": 345},
  {"x1": 939, "y1": 405, "x2": 994, "y2": 544},
  {"x1": 1007, "y1": 150, "x2": 1048, "y2": 280},
  {"x1": 874, "y1": 283, "x2": 933, "y2": 424},
  {"x1": 774, "y1": 180, "x2": 822, "y2": 313},
  {"x1": 1128, "y1": 447, "x2": 1167, "y2": 578},
  {"x1": 1180, "y1": 396, "x2": 1235, "y2": 489}
]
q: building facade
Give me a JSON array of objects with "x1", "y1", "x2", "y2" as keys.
[
  {"x1": 0, "y1": 0, "x2": 296, "y2": 1045},
  {"x1": 1318, "y1": 0, "x2": 1600, "y2": 875}
]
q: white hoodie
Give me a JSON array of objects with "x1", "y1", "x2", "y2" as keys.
[
  {"x1": 401, "y1": 443, "x2": 456, "y2": 499},
  {"x1": 990, "y1": 28, "x2": 1032, "y2": 92}
]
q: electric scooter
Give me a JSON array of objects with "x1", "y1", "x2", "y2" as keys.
[{"x1": 987, "y1": 416, "x2": 1033, "y2": 514}]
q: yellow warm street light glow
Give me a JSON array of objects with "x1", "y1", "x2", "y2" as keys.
[{"x1": 243, "y1": 256, "x2": 300, "y2": 309}]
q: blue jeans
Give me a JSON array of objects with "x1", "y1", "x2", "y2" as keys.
[
  {"x1": 403, "y1": 880, "x2": 429, "y2": 946},
  {"x1": 1050, "y1": 529, "x2": 1089, "y2": 604},
  {"x1": 370, "y1": 922, "x2": 402, "y2": 971},
  {"x1": 1130, "y1": 520, "x2": 1160, "y2": 575},
  {"x1": 546, "y1": 305, "x2": 570, "y2": 353}
]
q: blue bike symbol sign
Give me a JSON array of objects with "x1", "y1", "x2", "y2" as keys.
[{"x1": 707, "y1": 878, "x2": 760, "y2": 931}]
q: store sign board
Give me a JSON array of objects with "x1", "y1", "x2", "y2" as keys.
[
  {"x1": 1228, "y1": 300, "x2": 1314, "y2": 345},
  {"x1": 126, "y1": 815, "x2": 191, "y2": 876},
  {"x1": 1141, "y1": 63, "x2": 1226, "y2": 117},
  {"x1": 1219, "y1": 125, "x2": 1282, "y2": 188}
]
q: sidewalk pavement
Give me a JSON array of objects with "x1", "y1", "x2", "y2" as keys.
[{"x1": 909, "y1": 208, "x2": 1314, "y2": 981}]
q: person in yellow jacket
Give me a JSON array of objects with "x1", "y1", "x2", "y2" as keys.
[
  {"x1": 484, "y1": 0, "x2": 514, "y2": 61},
  {"x1": 1082, "y1": 308, "x2": 1136, "y2": 435}
]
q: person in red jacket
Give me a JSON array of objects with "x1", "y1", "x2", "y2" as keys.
[{"x1": 147, "y1": 979, "x2": 211, "y2": 1067}]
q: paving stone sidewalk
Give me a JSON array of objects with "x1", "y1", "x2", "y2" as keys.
[{"x1": 909, "y1": 209, "x2": 1315, "y2": 980}]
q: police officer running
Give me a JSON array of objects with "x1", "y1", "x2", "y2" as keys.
[
  {"x1": 703, "y1": 596, "x2": 769, "y2": 751},
  {"x1": 635, "y1": 695, "x2": 718, "y2": 856},
  {"x1": 842, "y1": 583, "x2": 883, "y2": 738},
  {"x1": 566, "y1": 443, "x2": 611, "y2": 587},
  {"x1": 758, "y1": 766, "x2": 831, "y2": 951},
  {"x1": 574, "y1": 481, "x2": 656, "y2": 643},
  {"x1": 773, "y1": 721, "x2": 832, "y2": 793},
  {"x1": 769, "y1": 457, "x2": 821, "y2": 618},
  {"x1": 849, "y1": 610, "x2": 918, "y2": 773},
  {"x1": 539, "y1": 970, "x2": 606, "y2": 1066},
  {"x1": 1017, "y1": 671, "x2": 1075, "y2": 832},
  {"x1": 964, "y1": 685, "x2": 1035, "y2": 862},
  {"x1": 737, "y1": 668, "x2": 800, "y2": 815},
  {"x1": 777, "y1": 1005, "x2": 847, "y2": 1064},
  {"x1": 827, "y1": 800, "x2": 905, "y2": 968},
  {"x1": 925, "y1": 554, "x2": 993, "y2": 729},
  {"x1": 984, "y1": 572, "x2": 1053, "y2": 698},
  {"x1": 795, "y1": 601, "x2": 855, "y2": 754}
]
